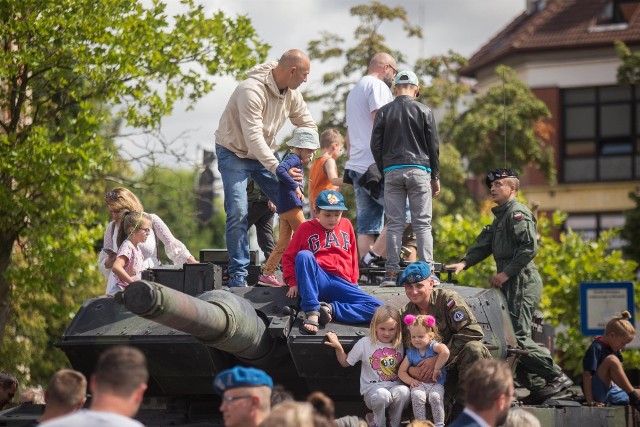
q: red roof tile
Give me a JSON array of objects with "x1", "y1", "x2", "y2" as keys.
[{"x1": 461, "y1": 0, "x2": 640, "y2": 77}]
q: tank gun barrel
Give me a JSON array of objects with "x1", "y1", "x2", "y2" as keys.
[{"x1": 118, "y1": 280, "x2": 273, "y2": 362}]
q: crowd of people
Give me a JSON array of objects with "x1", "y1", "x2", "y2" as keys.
[{"x1": 3, "y1": 48, "x2": 639, "y2": 427}]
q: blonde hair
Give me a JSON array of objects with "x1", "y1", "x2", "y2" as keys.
[
  {"x1": 320, "y1": 128, "x2": 344, "y2": 150},
  {"x1": 116, "y1": 211, "x2": 151, "y2": 246},
  {"x1": 369, "y1": 305, "x2": 402, "y2": 349},
  {"x1": 262, "y1": 401, "x2": 315, "y2": 427},
  {"x1": 605, "y1": 310, "x2": 636, "y2": 337},
  {"x1": 105, "y1": 187, "x2": 144, "y2": 212},
  {"x1": 404, "y1": 314, "x2": 441, "y2": 348}
]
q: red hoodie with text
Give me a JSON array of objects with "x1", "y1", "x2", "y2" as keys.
[{"x1": 282, "y1": 217, "x2": 359, "y2": 287}]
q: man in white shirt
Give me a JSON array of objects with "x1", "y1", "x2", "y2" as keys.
[
  {"x1": 41, "y1": 346, "x2": 148, "y2": 427},
  {"x1": 346, "y1": 52, "x2": 410, "y2": 267}
]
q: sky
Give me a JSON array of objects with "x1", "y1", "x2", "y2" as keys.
[{"x1": 120, "y1": 0, "x2": 526, "y2": 170}]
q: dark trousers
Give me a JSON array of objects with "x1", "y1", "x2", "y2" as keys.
[{"x1": 247, "y1": 200, "x2": 275, "y2": 261}]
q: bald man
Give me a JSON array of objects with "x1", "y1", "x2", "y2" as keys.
[
  {"x1": 214, "y1": 49, "x2": 317, "y2": 288},
  {"x1": 345, "y1": 52, "x2": 411, "y2": 267}
]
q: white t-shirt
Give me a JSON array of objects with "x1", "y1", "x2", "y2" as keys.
[
  {"x1": 40, "y1": 410, "x2": 144, "y2": 427},
  {"x1": 346, "y1": 336, "x2": 405, "y2": 396},
  {"x1": 345, "y1": 75, "x2": 393, "y2": 173}
]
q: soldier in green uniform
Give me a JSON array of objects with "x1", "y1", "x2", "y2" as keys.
[
  {"x1": 400, "y1": 261, "x2": 490, "y2": 420},
  {"x1": 446, "y1": 168, "x2": 573, "y2": 404}
]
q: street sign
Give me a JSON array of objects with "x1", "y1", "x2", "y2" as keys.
[{"x1": 580, "y1": 281, "x2": 635, "y2": 336}]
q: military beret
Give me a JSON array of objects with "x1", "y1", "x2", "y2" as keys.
[
  {"x1": 485, "y1": 168, "x2": 518, "y2": 188},
  {"x1": 399, "y1": 261, "x2": 431, "y2": 286},
  {"x1": 213, "y1": 366, "x2": 273, "y2": 395}
]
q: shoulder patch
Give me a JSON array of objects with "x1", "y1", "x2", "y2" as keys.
[
  {"x1": 451, "y1": 309, "x2": 466, "y2": 323},
  {"x1": 447, "y1": 299, "x2": 456, "y2": 309},
  {"x1": 513, "y1": 212, "x2": 523, "y2": 220}
]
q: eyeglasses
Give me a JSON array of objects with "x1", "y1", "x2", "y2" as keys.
[
  {"x1": 221, "y1": 395, "x2": 253, "y2": 403},
  {"x1": 386, "y1": 63, "x2": 398, "y2": 76},
  {"x1": 138, "y1": 227, "x2": 151, "y2": 234},
  {"x1": 105, "y1": 191, "x2": 121, "y2": 201}
]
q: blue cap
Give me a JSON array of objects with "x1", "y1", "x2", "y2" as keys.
[
  {"x1": 315, "y1": 190, "x2": 348, "y2": 211},
  {"x1": 394, "y1": 70, "x2": 419, "y2": 87},
  {"x1": 399, "y1": 261, "x2": 431, "y2": 286},
  {"x1": 213, "y1": 366, "x2": 273, "y2": 395}
]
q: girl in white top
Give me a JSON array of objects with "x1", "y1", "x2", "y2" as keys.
[
  {"x1": 325, "y1": 305, "x2": 410, "y2": 427},
  {"x1": 109, "y1": 211, "x2": 151, "y2": 293},
  {"x1": 99, "y1": 187, "x2": 197, "y2": 294}
]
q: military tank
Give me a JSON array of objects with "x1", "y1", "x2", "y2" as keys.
[{"x1": 0, "y1": 263, "x2": 633, "y2": 426}]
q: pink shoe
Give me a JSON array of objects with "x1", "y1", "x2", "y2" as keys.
[
  {"x1": 258, "y1": 274, "x2": 285, "y2": 287},
  {"x1": 365, "y1": 412, "x2": 377, "y2": 427}
]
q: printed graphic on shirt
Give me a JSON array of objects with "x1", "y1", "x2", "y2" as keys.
[
  {"x1": 369, "y1": 347, "x2": 403, "y2": 381},
  {"x1": 307, "y1": 230, "x2": 352, "y2": 253}
]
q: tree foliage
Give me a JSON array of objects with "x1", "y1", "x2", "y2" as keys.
[
  {"x1": 0, "y1": 0, "x2": 268, "y2": 383},
  {"x1": 435, "y1": 202, "x2": 639, "y2": 375},
  {"x1": 451, "y1": 65, "x2": 556, "y2": 184},
  {"x1": 138, "y1": 167, "x2": 227, "y2": 260},
  {"x1": 621, "y1": 189, "x2": 640, "y2": 266}
]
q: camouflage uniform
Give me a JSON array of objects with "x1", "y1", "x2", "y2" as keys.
[
  {"x1": 403, "y1": 288, "x2": 490, "y2": 406},
  {"x1": 462, "y1": 198, "x2": 561, "y2": 391}
]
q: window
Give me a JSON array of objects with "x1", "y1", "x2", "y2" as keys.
[
  {"x1": 562, "y1": 86, "x2": 640, "y2": 183},
  {"x1": 564, "y1": 213, "x2": 626, "y2": 249}
]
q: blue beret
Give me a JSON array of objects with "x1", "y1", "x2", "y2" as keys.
[
  {"x1": 213, "y1": 366, "x2": 273, "y2": 395},
  {"x1": 399, "y1": 261, "x2": 432, "y2": 286}
]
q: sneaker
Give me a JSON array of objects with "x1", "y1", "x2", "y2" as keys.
[
  {"x1": 364, "y1": 412, "x2": 377, "y2": 427},
  {"x1": 380, "y1": 272, "x2": 398, "y2": 287},
  {"x1": 228, "y1": 275, "x2": 248, "y2": 288},
  {"x1": 628, "y1": 390, "x2": 640, "y2": 412},
  {"x1": 547, "y1": 372, "x2": 573, "y2": 390},
  {"x1": 359, "y1": 251, "x2": 386, "y2": 268},
  {"x1": 258, "y1": 274, "x2": 285, "y2": 287}
]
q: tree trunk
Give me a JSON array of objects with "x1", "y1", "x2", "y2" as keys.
[{"x1": 0, "y1": 236, "x2": 16, "y2": 343}]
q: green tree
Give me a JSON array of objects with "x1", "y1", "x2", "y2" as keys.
[
  {"x1": 451, "y1": 65, "x2": 556, "y2": 184},
  {"x1": 139, "y1": 167, "x2": 227, "y2": 260},
  {"x1": 0, "y1": 0, "x2": 268, "y2": 383},
  {"x1": 621, "y1": 189, "x2": 640, "y2": 266},
  {"x1": 436, "y1": 203, "x2": 639, "y2": 375}
]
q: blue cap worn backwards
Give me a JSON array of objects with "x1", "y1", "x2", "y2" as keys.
[
  {"x1": 315, "y1": 190, "x2": 348, "y2": 211},
  {"x1": 213, "y1": 366, "x2": 273, "y2": 395},
  {"x1": 399, "y1": 261, "x2": 432, "y2": 286}
]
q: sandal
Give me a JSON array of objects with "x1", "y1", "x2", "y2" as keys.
[
  {"x1": 300, "y1": 311, "x2": 320, "y2": 335},
  {"x1": 319, "y1": 302, "x2": 333, "y2": 326}
]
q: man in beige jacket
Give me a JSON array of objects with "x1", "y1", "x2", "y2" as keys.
[{"x1": 214, "y1": 49, "x2": 317, "y2": 288}]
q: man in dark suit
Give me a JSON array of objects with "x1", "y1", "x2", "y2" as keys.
[{"x1": 449, "y1": 359, "x2": 514, "y2": 427}]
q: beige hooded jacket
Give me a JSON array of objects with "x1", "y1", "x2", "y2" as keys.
[{"x1": 214, "y1": 61, "x2": 316, "y2": 173}]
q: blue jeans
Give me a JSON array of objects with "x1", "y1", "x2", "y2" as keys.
[
  {"x1": 348, "y1": 170, "x2": 385, "y2": 235},
  {"x1": 384, "y1": 168, "x2": 433, "y2": 272},
  {"x1": 295, "y1": 250, "x2": 382, "y2": 323},
  {"x1": 216, "y1": 145, "x2": 279, "y2": 278}
]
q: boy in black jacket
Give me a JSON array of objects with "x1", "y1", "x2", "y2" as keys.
[{"x1": 370, "y1": 70, "x2": 440, "y2": 287}]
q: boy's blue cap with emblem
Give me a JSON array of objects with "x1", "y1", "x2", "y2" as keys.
[
  {"x1": 213, "y1": 366, "x2": 273, "y2": 395},
  {"x1": 315, "y1": 190, "x2": 348, "y2": 211},
  {"x1": 399, "y1": 261, "x2": 431, "y2": 286}
]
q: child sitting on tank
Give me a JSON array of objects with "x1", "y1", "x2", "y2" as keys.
[{"x1": 282, "y1": 190, "x2": 383, "y2": 335}]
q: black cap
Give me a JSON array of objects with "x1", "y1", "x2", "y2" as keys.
[{"x1": 485, "y1": 168, "x2": 518, "y2": 188}]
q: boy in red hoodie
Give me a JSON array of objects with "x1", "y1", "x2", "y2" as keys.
[{"x1": 283, "y1": 190, "x2": 383, "y2": 335}]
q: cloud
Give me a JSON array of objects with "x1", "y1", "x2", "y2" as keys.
[{"x1": 121, "y1": 0, "x2": 524, "y2": 169}]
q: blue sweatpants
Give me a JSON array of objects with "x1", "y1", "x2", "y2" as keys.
[{"x1": 295, "y1": 250, "x2": 383, "y2": 323}]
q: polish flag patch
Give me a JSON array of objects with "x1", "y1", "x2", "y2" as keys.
[{"x1": 513, "y1": 213, "x2": 523, "y2": 220}]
